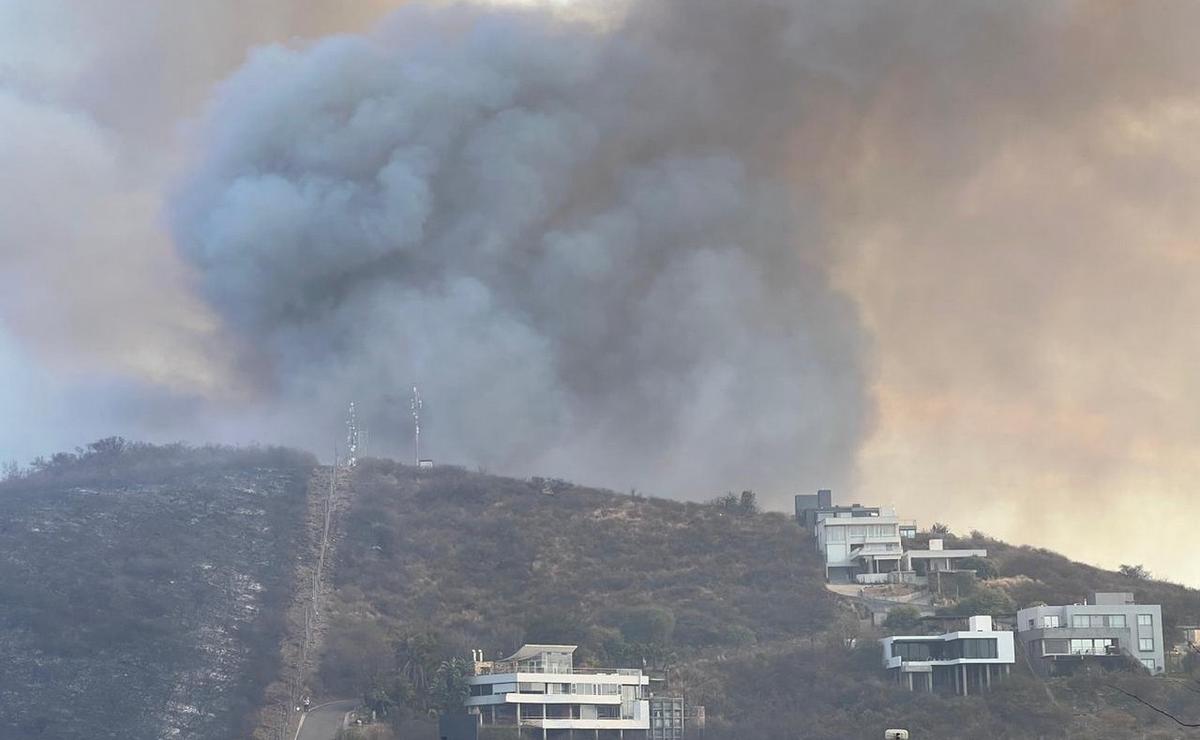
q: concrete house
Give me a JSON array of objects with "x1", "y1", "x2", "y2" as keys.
[
  {"x1": 881, "y1": 615, "x2": 1015, "y2": 695},
  {"x1": 900, "y1": 538, "x2": 988, "y2": 575},
  {"x1": 464, "y1": 644, "x2": 650, "y2": 739},
  {"x1": 814, "y1": 510, "x2": 907, "y2": 583},
  {"x1": 1016, "y1": 592, "x2": 1166, "y2": 675}
]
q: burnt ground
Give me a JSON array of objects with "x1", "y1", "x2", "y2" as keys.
[{"x1": 0, "y1": 444, "x2": 312, "y2": 740}]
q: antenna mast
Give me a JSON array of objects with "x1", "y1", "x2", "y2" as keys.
[
  {"x1": 411, "y1": 386, "x2": 423, "y2": 464},
  {"x1": 346, "y1": 401, "x2": 359, "y2": 468}
]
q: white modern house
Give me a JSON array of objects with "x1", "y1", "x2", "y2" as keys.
[
  {"x1": 900, "y1": 538, "x2": 988, "y2": 575},
  {"x1": 1016, "y1": 592, "x2": 1166, "y2": 676},
  {"x1": 465, "y1": 644, "x2": 650, "y2": 739},
  {"x1": 881, "y1": 615, "x2": 1015, "y2": 695},
  {"x1": 814, "y1": 510, "x2": 908, "y2": 582}
]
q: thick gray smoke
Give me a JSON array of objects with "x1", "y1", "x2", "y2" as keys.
[
  {"x1": 172, "y1": 1, "x2": 871, "y2": 496},
  {"x1": 9, "y1": 0, "x2": 1200, "y2": 581}
]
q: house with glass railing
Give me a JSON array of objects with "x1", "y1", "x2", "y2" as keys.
[
  {"x1": 1016, "y1": 592, "x2": 1165, "y2": 676},
  {"x1": 881, "y1": 615, "x2": 1015, "y2": 695},
  {"x1": 464, "y1": 644, "x2": 650, "y2": 739}
]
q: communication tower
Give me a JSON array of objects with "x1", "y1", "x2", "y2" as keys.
[{"x1": 346, "y1": 401, "x2": 359, "y2": 468}]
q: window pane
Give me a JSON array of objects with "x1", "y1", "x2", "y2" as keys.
[
  {"x1": 1139, "y1": 638, "x2": 1154, "y2": 651},
  {"x1": 1108, "y1": 614, "x2": 1126, "y2": 628},
  {"x1": 1072, "y1": 615, "x2": 1088, "y2": 628},
  {"x1": 1138, "y1": 614, "x2": 1153, "y2": 626}
]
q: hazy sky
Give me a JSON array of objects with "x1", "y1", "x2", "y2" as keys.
[{"x1": 1, "y1": 0, "x2": 1198, "y2": 586}]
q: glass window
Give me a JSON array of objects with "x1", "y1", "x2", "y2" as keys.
[
  {"x1": 1139, "y1": 638, "x2": 1154, "y2": 652},
  {"x1": 892, "y1": 641, "x2": 932, "y2": 661},
  {"x1": 960, "y1": 638, "x2": 998, "y2": 659},
  {"x1": 1069, "y1": 638, "x2": 1115, "y2": 655},
  {"x1": 1138, "y1": 614, "x2": 1153, "y2": 626},
  {"x1": 850, "y1": 525, "x2": 866, "y2": 539},
  {"x1": 1042, "y1": 638, "x2": 1069, "y2": 655},
  {"x1": 1141, "y1": 658, "x2": 1156, "y2": 672},
  {"x1": 1071, "y1": 615, "x2": 1089, "y2": 628},
  {"x1": 827, "y1": 527, "x2": 845, "y2": 542},
  {"x1": 1042, "y1": 615, "x2": 1060, "y2": 628},
  {"x1": 1108, "y1": 614, "x2": 1126, "y2": 628}
]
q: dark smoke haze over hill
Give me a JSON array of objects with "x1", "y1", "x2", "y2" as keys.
[
  {"x1": 171, "y1": 1, "x2": 871, "y2": 496},
  {"x1": 4, "y1": 0, "x2": 1200, "y2": 581}
]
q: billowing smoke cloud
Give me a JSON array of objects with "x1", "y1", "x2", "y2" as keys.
[
  {"x1": 172, "y1": 1, "x2": 871, "y2": 495},
  {"x1": 6, "y1": 0, "x2": 1200, "y2": 582}
]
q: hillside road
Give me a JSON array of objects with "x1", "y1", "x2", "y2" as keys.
[{"x1": 296, "y1": 699, "x2": 358, "y2": 740}]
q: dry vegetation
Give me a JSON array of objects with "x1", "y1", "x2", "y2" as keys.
[
  {"x1": 0, "y1": 441, "x2": 313, "y2": 740},
  {"x1": 321, "y1": 461, "x2": 1200, "y2": 739}
]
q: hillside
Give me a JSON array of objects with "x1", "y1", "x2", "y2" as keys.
[
  {"x1": 0, "y1": 441, "x2": 313, "y2": 740},
  {"x1": 322, "y1": 460, "x2": 1200, "y2": 739},
  {"x1": 2, "y1": 446, "x2": 1199, "y2": 739}
]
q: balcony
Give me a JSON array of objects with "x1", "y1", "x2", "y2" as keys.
[{"x1": 475, "y1": 663, "x2": 643, "y2": 676}]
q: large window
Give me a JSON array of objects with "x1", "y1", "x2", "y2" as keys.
[
  {"x1": 826, "y1": 527, "x2": 845, "y2": 543},
  {"x1": 1042, "y1": 638, "x2": 1070, "y2": 655},
  {"x1": 1042, "y1": 615, "x2": 1060, "y2": 628},
  {"x1": 850, "y1": 525, "x2": 867, "y2": 539},
  {"x1": 1139, "y1": 638, "x2": 1154, "y2": 652},
  {"x1": 892, "y1": 641, "x2": 933, "y2": 661},
  {"x1": 1069, "y1": 638, "x2": 1116, "y2": 655},
  {"x1": 956, "y1": 638, "x2": 999, "y2": 659},
  {"x1": 1138, "y1": 614, "x2": 1154, "y2": 626},
  {"x1": 1070, "y1": 614, "x2": 1127, "y2": 628},
  {"x1": 1141, "y1": 658, "x2": 1157, "y2": 672}
]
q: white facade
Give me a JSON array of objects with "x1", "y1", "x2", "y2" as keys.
[
  {"x1": 466, "y1": 645, "x2": 649, "y2": 739},
  {"x1": 815, "y1": 511, "x2": 905, "y2": 580},
  {"x1": 881, "y1": 615, "x2": 1016, "y2": 695},
  {"x1": 901, "y1": 538, "x2": 988, "y2": 574}
]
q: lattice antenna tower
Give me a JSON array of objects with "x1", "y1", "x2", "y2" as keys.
[
  {"x1": 411, "y1": 386, "x2": 423, "y2": 463},
  {"x1": 346, "y1": 401, "x2": 359, "y2": 468}
]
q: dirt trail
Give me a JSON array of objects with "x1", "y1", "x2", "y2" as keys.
[{"x1": 252, "y1": 463, "x2": 353, "y2": 740}]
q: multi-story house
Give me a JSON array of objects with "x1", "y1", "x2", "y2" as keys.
[
  {"x1": 465, "y1": 644, "x2": 650, "y2": 739},
  {"x1": 814, "y1": 510, "x2": 907, "y2": 582},
  {"x1": 1016, "y1": 592, "x2": 1166, "y2": 675},
  {"x1": 881, "y1": 615, "x2": 1015, "y2": 695}
]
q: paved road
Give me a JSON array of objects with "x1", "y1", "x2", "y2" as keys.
[{"x1": 296, "y1": 699, "x2": 358, "y2": 740}]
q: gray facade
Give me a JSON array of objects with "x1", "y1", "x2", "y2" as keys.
[
  {"x1": 648, "y1": 697, "x2": 684, "y2": 740},
  {"x1": 440, "y1": 712, "x2": 480, "y2": 740},
  {"x1": 794, "y1": 489, "x2": 832, "y2": 522},
  {"x1": 1016, "y1": 592, "x2": 1165, "y2": 676},
  {"x1": 795, "y1": 489, "x2": 883, "y2": 530}
]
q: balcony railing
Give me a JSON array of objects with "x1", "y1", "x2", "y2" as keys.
[{"x1": 475, "y1": 663, "x2": 643, "y2": 676}]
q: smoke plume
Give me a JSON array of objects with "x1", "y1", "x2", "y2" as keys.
[
  {"x1": 5, "y1": 0, "x2": 1200, "y2": 582},
  {"x1": 172, "y1": 1, "x2": 871, "y2": 495}
]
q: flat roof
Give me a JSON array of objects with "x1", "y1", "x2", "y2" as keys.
[
  {"x1": 906, "y1": 549, "x2": 987, "y2": 559},
  {"x1": 501, "y1": 644, "x2": 578, "y2": 662}
]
